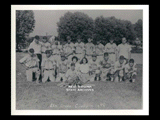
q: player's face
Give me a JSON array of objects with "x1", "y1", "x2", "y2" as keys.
[
  {"x1": 61, "y1": 56, "x2": 65, "y2": 61},
  {"x1": 97, "y1": 41, "x2": 100, "y2": 45},
  {"x1": 73, "y1": 58, "x2": 77, "y2": 63},
  {"x1": 129, "y1": 62, "x2": 134, "y2": 67},
  {"x1": 88, "y1": 38, "x2": 92, "y2": 43},
  {"x1": 82, "y1": 58, "x2": 87, "y2": 64},
  {"x1": 122, "y1": 38, "x2": 127, "y2": 44},
  {"x1": 67, "y1": 39, "x2": 71, "y2": 43},
  {"x1": 46, "y1": 53, "x2": 51, "y2": 58},
  {"x1": 29, "y1": 52, "x2": 34, "y2": 56},
  {"x1": 42, "y1": 39, "x2": 47, "y2": 43},
  {"x1": 71, "y1": 65, "x2": 75, "y2": 71},
  {"x1": 104, "y1": 55, "x2": 109, "y2": 61},
  {"x1": 119, "y1": 59, "x2": 124, "y2": 64},
  {"x1": 92, "y1": 56, "x2": 97, "y2": 61},
  {"x1": 35, "y1": 39, "x2": 39, "y2": 44},
  {"x1": 110, "y1": 40, "x2": 114, "y2": 44},
  {"x1": 77, "y1": 39, "x2": 81, "y2": 43}
]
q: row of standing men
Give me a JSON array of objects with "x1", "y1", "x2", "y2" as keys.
[{"x1": 22, "y1": 35, "x2": 133, "y2": 84}]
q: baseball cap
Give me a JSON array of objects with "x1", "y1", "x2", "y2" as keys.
[{"x1": 119, "y1": 55, "x2": 125, "y2": 60}]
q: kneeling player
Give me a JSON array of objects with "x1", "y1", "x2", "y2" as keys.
[
  {"x1": 124, "y1": 59, "x2": 137, "y2": 82},
  {"x1": 100, "y1": 52, "x2": 114, "y2": 81},
  {"x1": 113, "y1": 55, "x2": 127, "y2": 82},
  {"x1": 88, "y1": 53, "x2": 101, "y2": 81}
]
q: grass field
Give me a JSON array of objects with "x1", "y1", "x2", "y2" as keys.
[{"x1": 16, "y1": 52, "x2": 142, "y2": 110}]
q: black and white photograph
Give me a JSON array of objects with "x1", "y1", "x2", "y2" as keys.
[{"x1": 11, "y1": 5, "x2": 149, "y2": 115}]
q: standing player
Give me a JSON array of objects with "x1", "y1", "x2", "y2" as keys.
[
  {"x1": 63, "y1": 36, "x2": 75, "y2": 62},
  {"x1": 41, "y1": 50, "x2": 57, "y2": 83},
  {"x1": 105, "y1": 38, "x2": 117, "y2": 63},
  {"x1": 41, "y1": 36, "x2": 51, "y2": 59},
  {"x1": 51, "y1": 41, "x2": 62, "y2": 63},
  {"x1": 28, "y1": 35, "x2": 42, "y2": 70},
  {"x1": 74, "y1": 35, "x2": 85, "y2": 61},
  {"x1": 117, "y1": 37, "x2": 132, "y2": 63},
  {"x1": 95, "y1": 40, "x2": 105, "y2": 61},
  {"x1": 85, "y1": 37, "x2": 95, "y2": 61}
]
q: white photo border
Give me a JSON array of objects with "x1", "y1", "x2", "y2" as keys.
[{"x1": 11, "y1": 5, "x2": 149, "y2": 115}]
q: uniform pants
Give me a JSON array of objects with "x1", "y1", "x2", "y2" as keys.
[
  {"x1": 78, "y1": 73, "x2": 90, "y2": 83},
  {"x1": 36, "y1": 54, "x2": 42, "y2": 70},
  {"x1": 124, "y1": 71, "x2": 137, "y2": 80},
  {"x1": 26, "y1": 68, "x2": 40, "y2": 82},
  {"x1": 90, "y1": 70, "x2": 101, "y2": 82},
  {"x1": 101, "y1": 68, "x2": 114, "y2": 80},
  {"x1": 42, "y1": 70, "x2": 55, "y2": 83},
  {"x1": 113, "y1": 69, "x2": 125, "y2": 82},
  {"x1": 56, "y1": 73, "x2": 66, "y2": 82}
]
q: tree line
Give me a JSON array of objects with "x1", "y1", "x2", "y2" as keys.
[
  {"x1": 16, "y1": 10, "x2": 142, "y2": 50},
  {"x1": 57, "y1": 12, "x2": 142, "y2": 45}
]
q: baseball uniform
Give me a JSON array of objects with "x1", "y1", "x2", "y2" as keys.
[
  {"x1": 19, "y1": 54, "x2": 40, "y2": 82},
  {"x1": 117, "y1": 43, "x2": 131, "y2": 59},
  {"x1": 56, "y1": 60, "x2": 69, "y2": 82},
  {"x1": 100, "y1": 58, "x2": 114, "y2": 80},
  {"x1": 75, "y1": 42, "x2": 85, "y2": 61},
  {"x1": 41, "y1": 56, "x2": 57, "y2": 82},
  {"x1": 95, "y1": 43, "x2": 105, "y2": 61},
  {"x1": 85, "y1": 42, "x2": 95, "y2": 60},
  {"x1": 105, "y1": 43, "x2": 117, "y2": 63},
  {"x1": 63, "y1": 42, "x2": 75, "y2": 62},
  {"x1": 124, "y1": 63, "x2": 137, "y2": 79}
]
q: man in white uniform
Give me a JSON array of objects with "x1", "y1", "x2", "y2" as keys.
[
  {"x1": 105, "y1": 39, "x2": 117, "y2": 63},
  {"x1": 117, "y1": 37, "x2": 132, "y2": 62},
  {"x1": 63, "y1": 36, "x2": 75, "y2": 62},
  {"x1": 85, "y1": 37, "x2": 95, "y2": 61},
  {"x1": 95, "y1": 40, "x2": 104, "y2": 61},
  {"x1": 41, "y1": 50, "x2": 57, "y2": 83},
  {"x1": 74, "y1": 35, "x2": 85, "y2": 61}
]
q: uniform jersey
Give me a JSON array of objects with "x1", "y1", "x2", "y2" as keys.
[
  {"x1": 65, "y1": 69, "x2": 78, "y2": 80},
  {"x1": 52, "y1": 46, "x2": 61, "y2": 55},
  {"x1": 88, "y1": 59, "x2": 101, "y2": 71},
  {"x1": 125, "y1": 63, "x2": 137, "y2": 73},
  {"x1": 114, "y1": 60, "x2": 126, "y2": 71},
  {"x1": 41, "y1": 57, "x2": 56, "y2": 69},
  {"x1": 79, "y1": 64, "x2": 89, "y2": 74},
  {"x1": 75, "y1": 42, "x2": 85, "y2": 54},
  {"x1": 28, "y1": 40, "x2": 42, "y2": 54},
  {"x1": 105, "y1": 43, "x2": 117, "y2": 53},
  {"x1": 48, "y1": 36, "x2": 60, "y2": 45},
  {"x1": 58, "y1": 60, "x2": 69, "y2": 73},
  {"x1": 19, "y1": 54, "x2": 39, "y2": 68},
  {"x1": 63, "y1": 42, "x2": 75, "y2": 54},
  {"x1": 51, "y1": 44, "x2": 62, "y2": 50},
  {"x1": 117, "y1": 43, "x2": 131, "y2": 59},
  {"x1": 95, "y1": 43, "x2": 104, "y2": 55},
  {"x1": 85, "y1": 42, "x2": 95, "y2": 55},
  {"x1": 41, "y1": 42, "x2": 51, "y2": 53},
  {"x1": 100, "y1": 59, "x2": 113, "y2": 69}
]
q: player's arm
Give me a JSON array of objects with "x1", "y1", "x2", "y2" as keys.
[
  {"x1": 41, "y1": 59, "x2": 46, "y2": 77},
  {"x1": 19, "y1": 55, "x2": 27, "y2": 64},
  {"x1": 128, "y1": 46, "x2": 131, "y2": 60}
]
